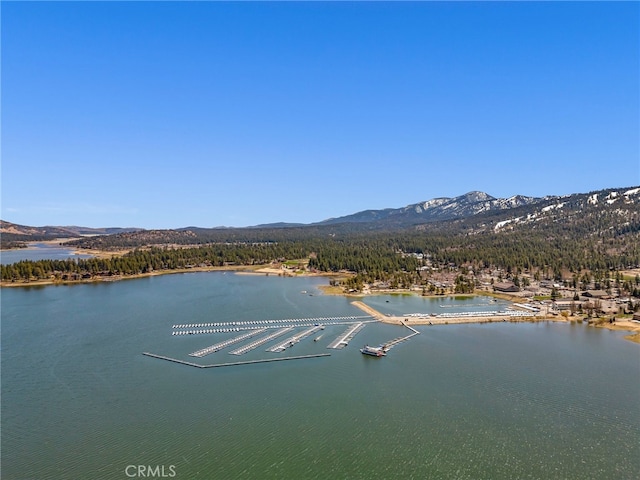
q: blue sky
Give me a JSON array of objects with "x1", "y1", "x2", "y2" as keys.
[{"x1": 2, "y1": 1, "x2": 638, "y2": 229}]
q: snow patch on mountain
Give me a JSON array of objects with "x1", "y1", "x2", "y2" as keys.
[{"x1": 541, "y1": 202, "x2": 566, "y2": 213}]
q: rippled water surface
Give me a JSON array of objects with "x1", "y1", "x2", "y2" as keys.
[{"x1": 2, "y1": 273, "x2": 639, "y2": 479}]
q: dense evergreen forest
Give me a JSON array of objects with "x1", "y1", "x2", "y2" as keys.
[
  {"x1": 3, "y1": 187, "x2": 639, "y2": 292},
  {"x1": 3, "y1": 224, "x2": 639, "y2": 294}
]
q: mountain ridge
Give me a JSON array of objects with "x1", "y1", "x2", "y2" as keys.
[
  {"x1": 2, "y1": 186, "x2": 639, "y2": 238},
  {"x1": 312, "y1": 190, "x2": 541, "y2": 227}
]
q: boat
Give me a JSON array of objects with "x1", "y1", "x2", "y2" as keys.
[
  {"x1": 314, "y1": 335, "x2": 323, "y2": 342},
  {"x1": 360, "y1": 345, "x2": 386, "y2": 357}
]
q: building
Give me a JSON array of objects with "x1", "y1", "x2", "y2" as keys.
[
  {"x1": 493, "y1": 282, "x2": 519, "y2": 293},
  {"x1": 553, "y1": 299, "x2": 582, "y2": 311},
  {"x1": 582, "y1": 290, "x2": 610, "y2": 299}
]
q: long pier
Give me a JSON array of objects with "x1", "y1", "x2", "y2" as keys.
[
  {"x1": 381, "y1": 323, "x2": 420, "y2": 351},
  {"x1": 267, "y1": 325, "x2": 323, "y2": 353},
  {"x1": 189, "y1": 329, "x2": 267, "y2": 357},
  {"x1": 143, "y1": 352, "x2": 331, "y2": 368},
  {"x1": 327, "y1": 322, "x2": 365, "y2": 349},
  {"x1": 228, "y1": 327, "x2": 292, "y2": 355}
]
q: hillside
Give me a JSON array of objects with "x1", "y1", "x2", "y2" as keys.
[
  {"x1": 0, "y1": 221, "x2": 143, "y2": 248},
  {"x1": 4, "y1": 186, "x2": 639, "y2": 249},
  {"x1": 3, "y1": 186, "x2": 640, "y2": 293}
]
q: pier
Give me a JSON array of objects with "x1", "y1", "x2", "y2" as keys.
[
  {"x1": 189, "y1": 329, "x2": 267, "y2": 357},
  {"x1": 327, "y1": 322, "x2": 366, "y2": 349},
  {"x1": 381, "y1": 323, "x2": 420, "y2": 351},
  {"x1": 143, "y1": 352, "x2": 331, "y2": 369},
  {"x1": 267, "y1": 325, "x2": 324, "y2": 352},
  {"x1": 228, "y1": 327, "x2": 292, "y2": 355}
]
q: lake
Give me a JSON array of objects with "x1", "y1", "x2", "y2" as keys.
[
  {"x1": 1, "y1": 272, "x2": 639, "y2": 479},
  {"x1": 0, "y1": 243, "x2": 94, "y2": 265}
]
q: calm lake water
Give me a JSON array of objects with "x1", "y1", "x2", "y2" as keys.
[
  {"x1": 2, "y1": 273, "x2": 639, "y2": 479},
  {"x1": 0, "y1": 243, "x2": 93, "y2": 265}
]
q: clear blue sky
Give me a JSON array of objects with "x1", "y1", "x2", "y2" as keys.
[{"x1": 2, "y1": 1, "x2": 638, "y2": 229}]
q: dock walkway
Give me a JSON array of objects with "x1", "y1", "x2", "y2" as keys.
[
  {"x1": 143, "y1": 352, "x2": 331, "y2": 369},
  {"x1": 267, "y1": 325, "x2": 323, "y2": 352},
  {"x1": 228, "y1": 327, "x2": 292, "y2": 355},
  {"x1": 172, "y1": 316, "x2": 375, "y2": 336},
  {"x1": 381, "y1": 323, "x2": 420, "y2": 351},
  {"x1": 189, "y1": 329, "x2": 267, "y2": 357},
  {"x1": 327, "y1": 322, "x2": 366, "y2": 349}
]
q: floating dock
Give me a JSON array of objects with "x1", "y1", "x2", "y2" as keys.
[
  {"x1": 189, "y1": 329, "x2": 267, "y2": 357},
  {"x1": 228, "y1": 327, "x2": 292, "y2": 355},
  {"x1": 404, "y1": 309, "x2": 534, "y2": 319},
  {"x1": 143, "y1": 352, "x2": 331, "y2": 369},
  {"x1": 173, "y1": 315, "x2": 371, "y2": 329},
  {"x1": 327, "y1": 322, "x2": 365, "y2": 349},
  {"x1": 172, "y1": 316, "x2": 376, "y2": 336},
  {"x1": 267, "y1": 325, "x2": 324, "y2": 352}
]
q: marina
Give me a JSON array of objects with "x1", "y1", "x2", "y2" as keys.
[
  {"x1": 228, "y1": 327, "x2": 293, "y2": 355},
  {"x1": 189, "y1": 329, "x2": 267, "y2": 357},
  {"x1": 327, "y1": 322, "x2": 366, "y2": 349},
  {"x1": 4, "y1": 273, "x2": 638, "y2": 480}
]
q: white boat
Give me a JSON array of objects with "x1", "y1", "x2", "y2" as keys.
[{"x1": 360, "y1": 345, "x2": 386, "y2": 357}]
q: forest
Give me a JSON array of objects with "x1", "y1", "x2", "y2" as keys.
[
  {"x1": 3, "y1": 185, "x2": 639, "y2": 293},
  {"x1": 3, "y1": 220, "x2": 639, "y2": 298}
]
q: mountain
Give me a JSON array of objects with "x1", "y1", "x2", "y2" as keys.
[
  {"x1": 3, "y1": 187, "x2": 639, "y2": 246},
  {"x1": 460, "y1": 186, "x2": 640, "y2": 235},
  {"x1": 314, "y1": 191, "x2": 541, "y2": 227},
  {"x1": 0, "y1": 220, "x2": 78, "y2": 238},
  {"x1": 0, "y1": 220, "x2": 142, "y2": 240}
]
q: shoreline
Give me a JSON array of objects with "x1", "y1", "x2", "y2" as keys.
[
  {"x1": 0, "y1": 238, "x2": 130, "y2": 260},
  {"x1": 0, "y1": 263, "x2": 341, "y2": 288},
  {"x1": 349, "y1": 300, "x2": 640, "y2": 344},
  {"x1": 2, "y1": 254, "x2": 639, "y2": 343}
]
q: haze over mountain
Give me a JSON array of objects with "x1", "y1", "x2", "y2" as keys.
[
  {"x1": 1, "y1": 186, "x2": 639, "y2": 241},
  {"x1": 0, "y1": 222, "x2": 142, "y2": 239}
]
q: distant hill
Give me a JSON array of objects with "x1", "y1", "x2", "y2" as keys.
[
  {"x1": 3, "y1": 186, "x2": 639, "y2": 248},
  {"x1": 0, "y1": 220, "x2": 143, "y2": 237},
  {"x1": 0, "y1": 220, "x2": 144, "y2": 247},
  {"x1": 1, "y1": 220, "x2": 78, "y2": 238}
]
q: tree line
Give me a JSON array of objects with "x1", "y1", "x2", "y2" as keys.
[{"x1": 3, "y1": 224, "x2": 639, "y2": 293}]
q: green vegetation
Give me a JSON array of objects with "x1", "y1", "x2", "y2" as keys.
[
  {"x1": 3, "y1": 187, "x2": 639, "y2": 292},
  {"x1": 2, "y1": 225, "x2": 640, "y2": 297}
]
